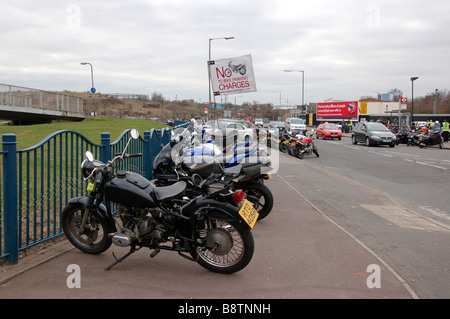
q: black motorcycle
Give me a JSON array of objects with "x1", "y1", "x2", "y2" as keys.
[
  {"x1": 153, "y1": 126, "x2": 274, "y2": 220},
  {"x1": 277, "y1": 128, "x2": 291, "y2": 153},
  {"x1": 396, "y1": 127, "x2": 411, "y2": 145},
  {"x1": 62, "y1": 129, "x2": 256, "y2": 274},
  {"x1": 418, "y1": 130, "x2": 444, "y2": 149},
  {"x1": 407, "y1": 130, "x2": 422, "y2": 146}
]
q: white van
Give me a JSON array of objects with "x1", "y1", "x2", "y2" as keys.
[
  {"x1": 254, "y1": 118, "x2": 264, "y2": 128},
  {"x1": 285, "y1": 118, "x2": 306, "y2": 132}
]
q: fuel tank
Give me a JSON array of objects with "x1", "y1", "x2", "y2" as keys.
[
  {"x1": 105, "y1": 171, "x2": 157, "y2": 207},
  {"x1": 181, "y1": 155, "x2": 223, "y2": 178}
]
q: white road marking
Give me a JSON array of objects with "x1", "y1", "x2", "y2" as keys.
[
  {"x1": 415, "y1": 161, "x2": 447, "y2": 170},
  {"x1": 360, "y1": 204, "x2": 449, "y2": 232},
  {"x1": 404, "y1": 158, "x2": 448, "y2": 170},
  {"x1": 386, "y1": 151, "x2": 421, "y2": 158},
  {"x1": 369, "y1": 151, "x2": 393, "y2": 157}
]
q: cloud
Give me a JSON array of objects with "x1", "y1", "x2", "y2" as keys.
[{"x1": 1, "y1": 0, "x2": 449, "y2": 105}]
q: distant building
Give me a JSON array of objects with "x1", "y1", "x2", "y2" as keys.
[
  {"x1": 359, "y1": 98, "x2": 403, "y2": 116},
  {"x1": 377, "y1": 90, "x2": 401, "y2": 102}
]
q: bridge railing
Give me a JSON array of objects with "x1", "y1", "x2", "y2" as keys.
[
  {"x1": 0, "y1": 83, "x2": 84, "y2": 116},
  {"x1": 0, "y1": 127, "x2": 172, "y2": 264}
]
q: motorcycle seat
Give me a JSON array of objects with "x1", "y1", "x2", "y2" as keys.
[
  {"x1": 223, "y1": 164, "x2": 243, "y2": 178},
  {"x1": 150, "y1": 180, "x2": 186, "y2": 201}
]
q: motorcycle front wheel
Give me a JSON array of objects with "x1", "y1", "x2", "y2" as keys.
[
  {"x1": 190, "y1": 210, "x2": 254, "y2": 274},
  {"x1": 62, "y1": 203, "x2": 112, "y2": 254},
  {"x1": 313, "y1": 146, "x2": 319, "y2": 157}
]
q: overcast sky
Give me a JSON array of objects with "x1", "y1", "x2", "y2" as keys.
[{"x1": 1, "y1": 0, "x2": 449, "y2": 106}]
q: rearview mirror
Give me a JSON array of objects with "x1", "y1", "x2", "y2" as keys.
[
  {"x1": 85, "y1": 151, "x2": 94, "y2": 162},
  {"x1": 130, "y1": 128, "x2": 139, "y2": 139}
]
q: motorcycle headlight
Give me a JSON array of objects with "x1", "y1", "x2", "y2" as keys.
[
  {"x1": 81, "y1": 158, "x2": 94, "y2": 178},
  {"x1": 81, "y1": 158, "x2": 103, "y2": 178}
]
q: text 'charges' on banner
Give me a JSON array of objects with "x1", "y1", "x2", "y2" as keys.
[{"x1": 208, "y1": 54, "x2": 257, "y2": 96}]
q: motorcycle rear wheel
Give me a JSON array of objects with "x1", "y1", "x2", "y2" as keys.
[
  {"x1": 295, "y1": 146, "x2": 305, "y2": 159},
  {"x1": 241, "y1": 181, "x2": 274, "y2": 220},
  {"x1": 190, "y1": 210, "x2": 254, "y2": 274},
  {"x1": 62, "y1": 203, "x2": 112, "y2": 254}
]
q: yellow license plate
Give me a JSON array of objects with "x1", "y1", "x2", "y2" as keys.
[
  {"x1": 87, "y1": 182, "x2": 95, "y2": 192},
  {"x1": 238, "y1": 199, "x2": 259, "y2": 229}
]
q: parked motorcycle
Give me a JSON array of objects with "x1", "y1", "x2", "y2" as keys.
[
  {"x1": 405, "y1": 125, "x2": 443, "y2": 149},
  {"x1": 153, "y1": 125, "x2": 274, "y2": 220},
  {"x1": 289, "y1": 130, "x2": 319, "y2": 159},
  {"x1": 277, "y1": 128, "x2": 291, "y2": 153},
  {"x1": 62, "y1": 129, "x2": 256, "y2": 274},
  {"x1": 418, "y1": 126, "x2": 444, "y2": 149},
  {"x1": 396, "y1": 127, "x2": 411, "y2": 145},
  {"x1": 407, "y1": 130, "x2": 422, "y2": 146}
]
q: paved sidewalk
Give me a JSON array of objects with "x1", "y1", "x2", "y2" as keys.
[{"x1": 0, "y1": 158, "x2": 417, "y2": 299}]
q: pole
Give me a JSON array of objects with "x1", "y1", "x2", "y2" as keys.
[
  {"x1": 3, "y1": 134, "x2": 18, "y2": 264},
  {"x1": 284, "y1": 69, "x2": 304, "y2": 110},
  {"x1": 411, "y1": 77, "x2": 418, "y2": 127},
  {"x1": 208, "y1": 37, "x2": 234, "y2": 121},
  {"x1": 301, "y1": 71, "x2": 304, "y2": 108},
  {"x1": 81, "y1": 62, "x2": 96, "y2": 115},
  {"x1": 433, "y1": 89, "x2": 438, "y2": 114}
]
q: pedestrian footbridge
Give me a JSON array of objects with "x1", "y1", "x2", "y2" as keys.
[{"x1": 0, "y1": 83, "x2": 85, "y2": 124}]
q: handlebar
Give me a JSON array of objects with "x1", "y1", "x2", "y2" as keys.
[
  {"x1": 83, "y1": 152, "x2": 143, "y2": 181},
  {"x1": 114, "y1": 152, "x2": 143, "y2": 158},
  {"x1": 83, "y1": 129, "x2": 143, "y2": 181}
]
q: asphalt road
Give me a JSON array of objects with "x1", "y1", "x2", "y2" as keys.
[
  {"x1": 0, "y1": 143, "x2": 421, "y2": 300},
  {"x1": 276, "y1": 135, "x2": 450, "y2": 298}
]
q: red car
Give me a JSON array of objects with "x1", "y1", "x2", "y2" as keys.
[{"x1": 316, "y1": 123, "x2": 342, "y2": 140}]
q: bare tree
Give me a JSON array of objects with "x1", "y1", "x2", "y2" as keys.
[{"x1": 151, "y1": 92, "x2": 164, "y2": 102}]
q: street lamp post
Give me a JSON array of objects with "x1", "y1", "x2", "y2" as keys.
[
  {"x1": 411, "y1": 76, "x2": 418, "y2": 126},
  {"x1": 81, "y1": 62, "x2": 96, "y2": 115},
  {"x1": 208, "y1": 37, "x2": 234, "y2": 121},
  {"x1": 284, "y1": 69, "x2": 305, "y2": 111},
  {"x1": 81, "y1": 62, "x2": 95, "y2": 96}
]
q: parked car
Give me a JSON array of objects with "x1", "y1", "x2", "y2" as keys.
[
  {"x1": 351, "y1": 122, "x2": 396, "y2": 147},
  {"x1": 231, "y1": 119, "x2": 256, "y2": 133},
  {"x1": 204, "y1": 120, "x2": 255, "y2": 142},
  {"x1": 254, "y1": 118, "x2": 264, "y2": 128},
  {"x1": 268, "y1": 121, "x2": 284, "y2": 130},
  {"x1": 285, "y1": 118, "x2": 306, "y2": 133},
  {"x1": 316, "y1": 123, "x2": 342, "y2": 140}
]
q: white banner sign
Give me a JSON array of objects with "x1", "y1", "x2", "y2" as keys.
[{"x1": 208, "y1": 54, "x2": 257, "y2": 96}]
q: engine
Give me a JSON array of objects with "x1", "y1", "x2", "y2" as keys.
[
  {"x1": 303, "y1": 144, "x2": 312, "y2": 153},
  {"x1": 110, "y1": 206, "x2": 166, "y2": 247}
]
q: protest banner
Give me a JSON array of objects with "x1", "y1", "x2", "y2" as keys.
[{"x1": 208, "y1": 54, "x2": 257, "y2": 95}]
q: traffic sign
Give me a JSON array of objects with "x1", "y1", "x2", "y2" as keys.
[{"x1": 91, "y1": 88, "x2": 96, "y2": 93}]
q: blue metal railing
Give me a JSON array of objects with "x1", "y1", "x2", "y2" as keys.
[{"x1": 0, "y1": 127, "x2": 172, "y2": 264}]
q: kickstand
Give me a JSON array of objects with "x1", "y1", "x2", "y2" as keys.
[{"x1": 104, "y1": 246, "x2": 140, "y2": 271}]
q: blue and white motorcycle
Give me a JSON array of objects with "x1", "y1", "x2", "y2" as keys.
[{"x1": 153, "y1": 122, "x2": 274, "y2": 220}]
